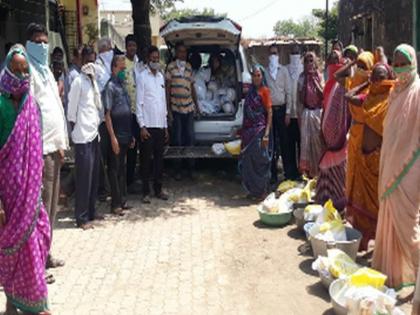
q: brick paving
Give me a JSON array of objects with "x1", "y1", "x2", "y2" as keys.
[{"x1": 0, "y1": 170, "x2": 412, "y2": 315}]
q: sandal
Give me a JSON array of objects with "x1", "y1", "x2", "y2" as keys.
[
  {"x1": 46, "y1": 256, "x2": 65, "y2": 269},
  {"x1": 45, "y1": 273, "x2": 55, "y2": 285}
]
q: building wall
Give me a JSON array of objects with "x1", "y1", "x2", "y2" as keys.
[
  {"x1": 100, "y1": 10, "x2": 163, "y2": 47},
  {"x1": 338, "y1": 0, "x2": 415, "y2": 57}
]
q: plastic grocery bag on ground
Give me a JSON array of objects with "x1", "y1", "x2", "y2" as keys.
[
  {"x1": 300, "y1": 178, "x2": 317, "y2": 202},
  {"x1": 261, "y1": 192, "x2": 292, "y2": 214},
  {"x1": 224, "y1": 140, "x2": 241, "y2": 156},
  {"x1": 309, "y1": 200, "x2": 347, "y2": 241},
  {"x1": 345, "y1": 285, "x2": 402, "y2": 315},
  {"x1": 349, "y1": 267, "x2": 387, "y2": 289},
  {"x1": 312, "y1": 255, "x2": 331, "y2": 277},
  {"x1": 277, "y1": 180, "x2": 300, "y2": 193},
  {"x1": 304, "y1": 205, "x2": 323, "y2": 221},
  {"x1": 327, "y1": 249, "x2": 360, "y2": 279}
]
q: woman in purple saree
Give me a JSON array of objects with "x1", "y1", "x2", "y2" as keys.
[
  {"x1": 0, "y1": 45, "x2": 51, "y2": 314},
  {"x1": 239, "y1": 66, "x2": 273, "y2": 200}
]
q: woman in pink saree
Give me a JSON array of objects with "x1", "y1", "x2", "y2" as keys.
[
  {"x1": 372, "y1": 44, "x2": 420, "y2": 291},
  {"x1": 0, "y1": 45, "x2": 51, "y2": 314}
]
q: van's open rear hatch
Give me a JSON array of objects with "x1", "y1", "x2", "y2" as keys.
[{"x1": 160, "y1": 16, "x2": 242, "y2": 47}]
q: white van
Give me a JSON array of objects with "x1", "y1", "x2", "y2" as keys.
[{"x1": 160, "y1": 16, "x2": 251, "y2": 158}]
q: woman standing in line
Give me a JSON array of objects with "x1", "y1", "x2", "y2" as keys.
[{"x1": 0, "y1": 45, "x2": 51, "y2": 314}]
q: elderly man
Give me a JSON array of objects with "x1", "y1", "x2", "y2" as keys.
[
  {"x1": 26, "y1": 23, "x2": 68, "y2": 268},
  {"x1": 68, "y1": 46, "x2": 103, "y2": 230},
  {"x1": 265, "y1": 44, "x2": 293, "y2": 183}
]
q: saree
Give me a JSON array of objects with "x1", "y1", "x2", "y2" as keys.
[
  {"x1": 372, "y1": 44, "x2": 420, "y2": 289},
  {"x1": 345, "y1": 52, "x2": 374, "y2": 206},
  {"x1": 298, "y1": 70, "x2": 324, "y2": 178},
  {"x1": 346, "y1": 81, "x2": 393, "y2": 250},
  {"x1": 239, "y1": 86, "x2": 272, "y2": 198},
  {"x1": 316, "y1": 81, "x2": 351, "y2": 211},
  {"x1": 0, "y1": 46, "x2": 51, "y2": 313}
]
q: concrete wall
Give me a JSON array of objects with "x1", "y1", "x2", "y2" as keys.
[{"x1": 338, "y1": 0, "x2": 414, "y2": 58}]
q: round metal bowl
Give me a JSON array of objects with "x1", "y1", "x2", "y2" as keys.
[{"x1": 329, "y1": 279, "x2": 348, "y2": 315}]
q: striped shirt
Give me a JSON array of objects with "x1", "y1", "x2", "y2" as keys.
[{"x1": 165, "y1": 61, "x2": 195, "y2": 114}]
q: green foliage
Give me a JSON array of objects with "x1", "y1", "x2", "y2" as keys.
[
  {"x1": 273, "y1": 17, "x2": 318, "y2": 38},
  {"x1": 162, "y1": 7, "x2": 227, "y2": 22},
  {"x1": 151, "y1": 0, "x2": 182, "y2": 14},
  {"x1": 272, "y1": 0, "x2": 338, "y2": 40},
  {"x1": 312, "y1": 1, "x2": 338, "y2": 41}
]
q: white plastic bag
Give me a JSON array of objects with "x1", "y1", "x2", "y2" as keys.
[
  {"x1": 212, "y1": 143, "x2": 226, "y2": 156},
  {"x1": 222, "y1": 102, "x2": 235, "y2": 114}
]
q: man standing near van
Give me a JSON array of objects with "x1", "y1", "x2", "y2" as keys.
[
  {"x1": 26, "y1": 23, "x2": 68, "y2": 268},
  {"x1": 137, "y1": 46, "x2": 169, "y2": 203},
  {"x1": 266, "y1": 44, "x2": 293, "y2": 183},
  {"x1": 166, "y1": 42, "x2": 197, "y2": 180}
]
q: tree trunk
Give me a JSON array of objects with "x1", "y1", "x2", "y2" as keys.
[{"x1": 131, "y1": 0, "x2": 152, "y2": 61}]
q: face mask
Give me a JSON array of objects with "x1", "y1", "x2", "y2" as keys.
[
  {"x1": 149, "y1": 62, "x2": 160, "y2": 71},
  {"x1": 100, "y1": 50, "x2": 114, "y2": 66},
  {"x1": 0, "y1": 67, "x2": 30, "y2": 96},
  {"x1": 117, "y1": 70, "x2": 126, "y2": 81},
  {"x1": 269, "y1": 55, "x2": 279, "y2": 66},
  {"x1": 393, "y1": 65, "x2": 416, "y2": 74},
  {"x1": 26, "y1": 40, "x2": 49, "y2": 66}
]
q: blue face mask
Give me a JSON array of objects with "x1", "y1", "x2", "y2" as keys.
[{"x1": 26, "y1": 40, "x2": 49, "y2": 66}]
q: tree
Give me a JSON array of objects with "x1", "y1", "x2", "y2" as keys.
[
  {"x1": 163, "y1": 8, "x2": 227, "y2": 22},
  {"x1": 273, "y1": 17, "x2": 318, "y2": 38},
  {"x1": 131, "y1": 0, "x2": 181, "y2": 60},
  {"x1": 312, "y1": 1, "x2": 339, "y2": 42}
]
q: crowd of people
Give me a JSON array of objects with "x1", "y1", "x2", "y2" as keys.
[
  {"x1": 240, "y1": 41, "x2": 419, "y2": 314},
  {"x1": 0, "y1": 21, "x2": 418, "y2": 315}
]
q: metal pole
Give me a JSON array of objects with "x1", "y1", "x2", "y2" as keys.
[
  {"x1": 325, "y1": 0, "x2": 329, "y2": 58},
  {"x1": 45, "y1": 0, "x2": 50, "y2": 31}
]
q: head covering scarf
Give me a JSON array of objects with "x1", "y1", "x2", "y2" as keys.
[
  {"x1": 393, "y1": 44, "x2": 419, "y2": 93},
  {"x1": 0, "y1": 45, "x2": 30, "y2": 98},
  {"x1": 288, "y1": 53, "x2": 303, "y2": 81},
  {"x1": 344, "y1": 45, "x2": 358, "y2": 56},
  {"x1": 252, "y1": 64, "x2": 268, "y2": 87},
  {"x1": 81, "y1": 62, "x2": 103, "y2": 112},
  {"x1": 323, "y1": 50, "x2": 343, "y2": 109},
  {"x1": 349, "y1": 51, "x2": 375, "y2": 88}
]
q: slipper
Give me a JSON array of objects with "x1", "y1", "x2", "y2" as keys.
[
  {"x1": 45, "y1": 273, "x2": 55, "y2": 285},
  {"x1": 46, "y1": 257, "x2": 65, "y2": 269}
]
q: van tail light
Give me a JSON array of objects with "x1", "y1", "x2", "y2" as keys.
[{"x1": 242, "y1": 83, "x2": 251, "y2": 98}]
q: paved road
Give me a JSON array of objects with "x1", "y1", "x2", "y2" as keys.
[{"x1": 0, "y1": 167, "x2": 412, "y2": 315}]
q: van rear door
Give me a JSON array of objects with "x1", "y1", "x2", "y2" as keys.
[{"x1": 160, "y1": 16, "x2": 242, "y2": 48}]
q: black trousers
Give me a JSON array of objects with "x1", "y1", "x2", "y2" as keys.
[
  {"x1": 172, "y1": 111, "x2": 195, "y2": 172},
  {"x1": 108, "y1": 142, "x2": 128, "y2": 210},
  {"x1": 140, "y1": 128, "x2": 165, "y2": 196},
  {"x1": 98, "y1": 122, "x2": 110, "y2": 195},
  {"x1": 74, "y1": 137, "x2": 100, "y2": 226},
  {"x1": 271, "y1": 106, "x2": 301, "y2": 181},
  {"x1": 127, "y1": 114, "x2": 140, "y2": 186}
]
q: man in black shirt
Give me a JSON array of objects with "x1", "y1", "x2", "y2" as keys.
[{"x1": 103, "y1": 55, "x2": 133, "y2": 215}]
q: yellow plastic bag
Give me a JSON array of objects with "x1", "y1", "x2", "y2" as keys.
[
  {"x1": 327, "y1": 249, "x2": 360, "y2": 278},
  {"x1": 319, "y1": 199, "x2": 342, "y2": 223},
  {"x1": 224, "y1": 140, "x2": 241, "y2": 156},
  {"x1": 277, "y1": 180, "x2": 299, "y2": 193},
  {"x1": 349, "y1": 267, "x2": 387, "y2": 289}
]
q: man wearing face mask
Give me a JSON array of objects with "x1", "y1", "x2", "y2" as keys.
[
  {"x1": 137, "y1": 46, "x2": 169, "y2": 203},
  {"x1": 67, "y1": 46, "x2": 103, "y2": 230},
  {"x1": 286, "y1": 45, "x2": 303, "y2": 180},
  {"x1": 26, "y1": 23, "x2": 68, "y2": 269},
  {"x1": 265, "y1": 44, "x2": 292, "y2": 183},
  {"x1": 103, "y1": 55, "x2": 133, "y2": 214},
  {"x1": 166, "y1": 42, "x2": 198, "y2": 180}
]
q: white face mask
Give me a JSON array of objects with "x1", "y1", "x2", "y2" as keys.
[
  {"x1": 269, "y1": 54, "x2": 279, "y2": 67},
  {"x1": 100, "y1": 50, "x2": 114, "y2": 66},
  {"x1": 149, "y1": 62, "x2": 160, "y2": 71}
]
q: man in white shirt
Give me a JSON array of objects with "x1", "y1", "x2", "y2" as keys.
[
  {"x1": 26, "y1": 23, "x2": 68, "y2": 268},
  {"x1": 136, "y1": 46, "x2": 169, "y2": 203},
  {"x1": 265, "y1": 44, "x2": 295, "y2": 182},
  {"x1": 286, "y1": 45, "x2": 304, "y2": 181},
  {"x1": 68, "y1": 47, "x2": 103, "y2": 230}
]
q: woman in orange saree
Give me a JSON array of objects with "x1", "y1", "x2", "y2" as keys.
[
  {"x1": 344, "y1": 63, "x2": 395, "y2": 250},
  {"x1": 372, "y1": 44, "x2": 420, "y2": 290}
]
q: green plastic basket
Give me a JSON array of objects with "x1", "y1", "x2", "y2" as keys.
[{"x1": 257, "y1": 206, "x2": 292, "y2": 227}]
